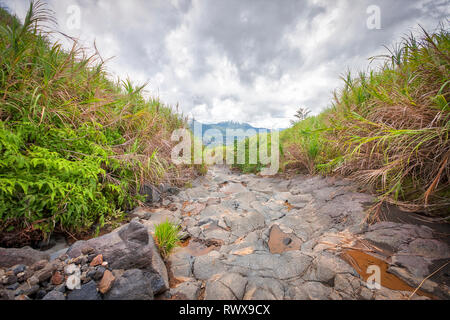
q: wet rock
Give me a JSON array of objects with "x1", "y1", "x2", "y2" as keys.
[
  {"x1": 42, "y1": 290, "x2": 66, "y2": 300},
  {"x1": 104, "y1": 269, "x2": 154, "y2": 300},
  {"x1": 67, "y1": 280, "x2": 101, "y2": 300},
  {"x1": 0, "y1": 247, "x2": 50, "y2": 268}
]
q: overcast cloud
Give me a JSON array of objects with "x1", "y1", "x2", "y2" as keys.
[{"x1": 3, "y1": 0, "x2": 449, "y2": 128}]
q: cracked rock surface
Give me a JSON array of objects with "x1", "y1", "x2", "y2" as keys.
[{"x1": 154, "y1": 166, "x2": 450, "y2": 300}]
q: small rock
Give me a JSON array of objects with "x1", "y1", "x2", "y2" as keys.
[
  {"x1": 64, "y1": 264, "x2": 80, "y2": 276},
  {"x1": 89, "y1": 254, "x2": 103, "y2": 267},
  {"x1": 15, "y1": 283, "x2": 40, "y2": 297},
  {"x1": 93, "y1": 266, "x2": 106, "y2": 281},
  {"x1": 28, "y1": 275, "x2": 39, "y2": 286},
  {"x1": 35, "y1": 289, "x2": 47, "y2": 300},
  {"x1": 66, "y1": 274, "x2": 81, "y2": 290},
  {"x1": 2, "y1": 272, "x2": 17, "y2": 285},
  {"x1": 6, "y1": 282, "x2": 19, "y2": 291},
  {"x1": 31, "y1": 260, "x2": 48, "y2": 271},
  {"x1": 98, "y1": 270, "x2": 115, "y2": 294},
  {"x1": 283, "y1": 238, "x2": 293, "y2": 246},
  {"x1": 42, "y1": 290, "x2": 66, "y2": 300},
  {"x1": 51, "y1": 271, "x2": 64, "y2": 285},
  {"x1": 12, "y1": 265, "x2": 26, "y2": 275},
  {"x1": 15, "y1": 294, "x2": 30, "y2": 300},
  {"x1": 101, "y1": 261, "x2": 108, "y2": 267}
]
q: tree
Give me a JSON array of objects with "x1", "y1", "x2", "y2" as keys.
[{"x1": 291, "y1": 107, "x2": 311, "y2": 125}]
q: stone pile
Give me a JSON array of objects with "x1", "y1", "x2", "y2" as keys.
[{"x1": 0, "y1": 221, "x2": 169, "y2": 300}]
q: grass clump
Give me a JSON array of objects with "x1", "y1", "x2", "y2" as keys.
[
  {"x1": 154, "y1": 219, "x2": 181, "y2": 258},
  {"x1": 282, "y1": 25, "x2": 450, "y2": 218},
  {"x1": 0, "y1": 1, "x2": 196, "y2": 246}
]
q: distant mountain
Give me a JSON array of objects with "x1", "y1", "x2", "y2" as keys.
[{"x1": 189, "y1": 120, "x2": 284, "y2": 147}]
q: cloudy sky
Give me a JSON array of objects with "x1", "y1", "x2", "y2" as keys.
[{"x1": 3, "y1": 0, "x2": 449, "y2": 128}]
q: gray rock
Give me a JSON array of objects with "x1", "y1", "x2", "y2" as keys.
[
  {"x1": 140, "y1": 184, "x2": 161, "y2": 203},
  {"x1": 193, "y1": 251, "x2": 226, "y2": 280},
  {"x1": 170, "y1": 281, "x2": 201, "y2": 300},
  {"x1": 67, "y1": 281, "x2": 101, "y2": 300},
  {"x1": 12, "y1": 264, "x2": 26, "y2": 275},
  {"x1": 42, "y1": 290, "x2": 66, "y2": 300},
  {"x1": 105, "y1": 269, "x2": 154, "y2": 300},
  {"x1": 66, "y1": 221, "x2": 168, "y2": 293},
  {"x1": 0, "y1": 247, "x2": 50, "y2": 268}
]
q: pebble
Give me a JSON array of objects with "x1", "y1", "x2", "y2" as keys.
[
  {"x1": 66, "y1": 274, "x2": 81, "y2": 290},
  {"x1": 89, "y1": 254, "x2": 103, "y2": 267}
]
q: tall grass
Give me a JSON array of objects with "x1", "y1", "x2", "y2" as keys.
[
  {"x1": 282, "y1": 26, "x2": 449, "y2": 219},
  {"x1": 0, "y1": 1, "x2": 196, "y2": 245}
]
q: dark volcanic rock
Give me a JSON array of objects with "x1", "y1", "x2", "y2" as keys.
[
  {"x1": 0, "y1": 247, "x2": 50, "y2": 268},
  {"x1": 42, "y1": 290, "x2": 66, "y2": 300},
  {"x1": 104, "y1": 269, "x2": 154, "y2": 300},
  {"x1": 67, "y1": 281, "x2": 101, "y2": 300},
  {"x1": 66, "y1": 221, "x2": 169, "y2": 292}
]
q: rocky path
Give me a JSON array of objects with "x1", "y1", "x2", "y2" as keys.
[
  {"x1": 1, "y1": 166, "x2": 449, "y2": 300},
  {"x1": 141, "y1": 166, "x2": 450, "y2": 300}
]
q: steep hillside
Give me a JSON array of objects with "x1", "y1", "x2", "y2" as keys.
[{"x1": 0, "y1": 2, "x2": 197, "y2": 246}]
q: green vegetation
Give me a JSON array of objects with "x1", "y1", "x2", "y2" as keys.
[
  {"x1": 281, "y1": 26, "x2": 450, "y2": 218},
  {"x1": 154, "y1": 219, "x2": 181, "y2": 258},
  {"x1": 0, "y1": 1, "x2": 195, "y2": 245}
]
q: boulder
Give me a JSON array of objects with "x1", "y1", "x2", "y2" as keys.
[
  {"x1": 66, "y1": 221, "x2": 169, "y2": 293},
  {"x1": 104, "y1": 269, "x2": 154, "y2": 300},
  {"x1": 67, "y1": 280, "x2": 101, "y2": 300},
  {"x1": 0, "y1": 247, "x2": 50, "y2": 268}
]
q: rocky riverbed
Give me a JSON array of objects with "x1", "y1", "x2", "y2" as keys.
[{"x1": 1, "y1": 166, "x2": 449, "y2": 300}]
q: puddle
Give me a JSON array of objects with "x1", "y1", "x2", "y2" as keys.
[
  {"x1": 268, "y1": 225, "x2": 302, "y2": 254},
  {"x1": 341, "y1": 249, "x2": 434, "y2": 299}
]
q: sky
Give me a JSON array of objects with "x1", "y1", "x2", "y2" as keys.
[{"x1": 2, "y1": 0, "x2": 449, "y2": 129}]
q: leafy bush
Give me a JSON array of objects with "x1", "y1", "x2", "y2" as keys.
[
  {"x1": 0, "y1": 1, "x2": 195, "y2": 245},
  {"x1": 154, "y1": 220, "x2": 181, "y2": 258}
]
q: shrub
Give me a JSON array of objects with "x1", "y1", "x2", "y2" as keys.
[
  {"x1": 154, "y1": 219, "x2": 181, "y2": 258},
  {"x1": 0, "y1": 1, "x2": 196, "y2": 245},
  {"x1": 282, "y1": 26, "x2": 450, "y2": 218}
]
